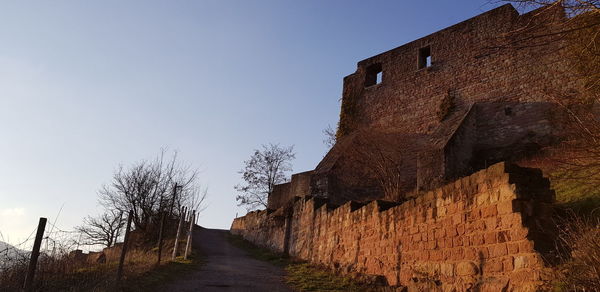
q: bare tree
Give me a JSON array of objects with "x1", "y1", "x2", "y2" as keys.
[
  {"x1": 350, "y1": 133, "x2": 408, "y2": 202},
  {"x1": 99, "y1": 149, "x2": 206, "y2": 232},
  {"x1": 500, "y1": 0, "x2": 600, "y2": 199},
  {"x1": 505, "y1": 0, "x2": 599, "y2": 15},
  {"x1": 75, "y1": 210, "x2": 124, "y2": 248},
  {"x1": 235, "y1": 143, "x2": 295, "y2": 210},
  {"x1": 323, "y1": 125, "x2": 337, "y2": 149},
  {"x1": 548, "y1": 210, "x2": 600, "y2": 291},
  {"x1": 186, "y1": 186, "x2": 208, "y2": 216},
  {"x1": 498, "y1": 0, "x2": 599, "y2": 100}
]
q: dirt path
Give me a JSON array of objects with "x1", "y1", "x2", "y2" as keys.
[{"x1": 160, "y1": 227, "x2": 292, "y2": 292}]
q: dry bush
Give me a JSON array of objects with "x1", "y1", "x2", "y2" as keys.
[
  {"x1": 0, "y1": 238, "x2": 185, "y2": 291},
  {"x1": 349, "y1": 131, "x2": 419, "y2": 202},
  {"x1": 550, "y1": 211, "x2": 600, "y2": 291},
  {"x1": 0, "y1": 217, "x2": 189, "y2": 291}
]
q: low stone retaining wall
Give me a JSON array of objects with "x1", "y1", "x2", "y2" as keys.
[{"x1": 231, "y1": 162, "x2": 555, "y2": 291}]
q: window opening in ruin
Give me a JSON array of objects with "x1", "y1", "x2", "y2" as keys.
[
  {"x1": 418, "y1": 46, "x2": 432, "y2": 69},
  {"x1": 364, "y1": 63, "x2": 383, "y2": 87}
]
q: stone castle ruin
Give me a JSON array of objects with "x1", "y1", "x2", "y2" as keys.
[{"x1": 232, "y1": 4, "x2": 592, "y2": 291}]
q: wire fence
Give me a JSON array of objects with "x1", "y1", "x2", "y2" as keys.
[{"x1": 0, "y1": 207, "x2": 198, "y2": 291}]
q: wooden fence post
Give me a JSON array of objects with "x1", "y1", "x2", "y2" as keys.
[
  {"x1": 184, "y1": 210, "x2": 195, "y2": 260},
  {"x1": 116, "y1": 210, "x2": 133, "y2": 283},
  {"x1": 23, "y1": 217, "x2": 47, "y2": 291},
  {"x1": 156, "y1": 210, "x2": 166, "y2": 265},
  {"x1": 169, "y1": 183, "x2": 179, "y2": 217},
  {"x1": 172, "y1": 206, "x2": 185, "y2": 259}
]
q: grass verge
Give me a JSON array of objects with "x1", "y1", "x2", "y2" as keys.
[
  {"x1": 121, "y1": 252, "x2": 204, "y2": 292},
  {"x1": 226, "y1": 234, "x2": 372, "y2": 292},
  {"x1": 0, "y1": 239, "x2": 204, "y2": 291},
  {"x1": 549, "y1": 167, "x2": 600, "y2": 215}
]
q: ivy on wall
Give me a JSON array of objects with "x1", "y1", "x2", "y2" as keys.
[
  {"x1": 337, "y1": 96, "x2": 358, "y2": 139},
  {"x1": 436, "y1": 89, "x2": 457, "y2": 122},
  {"x1": 336, "y1": 76, "x2": 362, "y2": 139}
]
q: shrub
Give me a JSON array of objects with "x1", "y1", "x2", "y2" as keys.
[{"x1": 552, "y1": 211, "x2": 600, "y2": 291}]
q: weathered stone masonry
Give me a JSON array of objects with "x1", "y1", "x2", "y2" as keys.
[
  {"x1": 232, "y1": 163, "x2": 554, "y2": 291},
  {"x1": 229, "y1": 4, "x2": 584, "y2": 291},
  {"x1": 307, "y1": 3, "x2": 581, "y2": 204}
]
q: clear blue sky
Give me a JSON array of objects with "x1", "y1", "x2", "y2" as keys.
[{"x1": 0, "y1": 0, "x2": 504, "y2": 244}]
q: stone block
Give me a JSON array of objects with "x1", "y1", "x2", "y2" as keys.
[
  {"x1": 427, "y1": 240, "x2": 437, "y2": 250},
  {"x1": 497, "y1": 230, "x2": 510, "y2": 243},
  {"x1": 471, "y1": 233, "x2": 484, "y2": 245},
  {"x1": 428, "y1": 230, "x2": 435, "y2": 241},
  {"x1": 518, "y1": 240, "x2": 534, "y2": 252},
  {"x1": 430, "y1": 249, "x2": 443, "y2": 261},
  {"x1": 514, "y1": 254, "x2": 541, "y2": 269},
  {"x1": 441, "y1": 263, "x2": 454, "y2": 277},
  {"x1": 499, "y1": 185, "x2": 517, "y2": 200},
  {"x1": 452, "y1": 213, "x2": 463, "y2": 225},
  {"x1": 474, "y1": 220, "x2": 486, "y2": 232},
  {"x1": 510, "y1": 268, "x2": 536, "y2": 283},
  {"x1": 489, "y1": 243, "x2": 507, "y2": 258},
  {"x1": 456, "y1": 261, "x2": 479, "y2": 276},
  {"x1": 483, "y1": 258, "x2": 503, "y2": 273},
  {"x1": 453, "y1": 236, "x2": 464, "y2": 247},
  {"x1": 443, "y1": 249, "x2": 452, "y2": 260},
  {"x1": 484, "y1": 232, "x2": 497, "y2": 244},
  {"x1": 477, "y1": 246, "x2": 489, "y2": 258},
  {"x1": 499, "y1": 213, "x2": 518, "y2": 228},
  {"x1": 507, "y1": 242, "x2": 519, "y2": 254},
  {"x1": 509, "y1": 228, "x2": 529, "y2": 241},
  {"x1": 488, "y1": 190, "x2": 500, "y2": 203},
  {"x1": 484, "y1": 217, "x2": 498, "y2": 230},
  {"x1": 447, "y1": 203, "x2": 456, "y2": 214},
  {"x1": 497, "y1": 200, "x2": 514, "y2": 215},
  {"x1": 451, "y1": 247, "x2": 464, "y2": 261},
  {"x1": 503, "y1": 256, "x2": 514, "y2": 271},
  {"x1": 435, "y1": 228, "x2": 446, "y2": 239},
  {"x1": 464, "y1": 247, "x2": 478, "y2": 261},
  {"x1": 476, "y1": 193, "x2": 489, "y2": 206},
  {"x1": 438, "y1": 206, "x2": 447, "y2": 216},
  {"x1": 446, "y1": 226, "x2": 458, "y2": 237},
  {"x1": 481, "y1": 205, "x2": 498, "y2": 217},
  {"x1": 456, "y1": 224, "x2": 465, "y2": 235}
]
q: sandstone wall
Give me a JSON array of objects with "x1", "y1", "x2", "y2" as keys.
[
  {"x1": 268, "y1": 183, "x2": 292, "y2": 211},
  {"x1": 231, "y1": 163, "x2": 555, "y2": 291},
  {"x1": 231, "y1": 209, "x2": 287, "y2": 253},
  {"x1": 338, "y1": 4, "x2": 581, "y2": 137},
  {"x1": 267, "y1": 171, "x2": 314, "y2": 210}
]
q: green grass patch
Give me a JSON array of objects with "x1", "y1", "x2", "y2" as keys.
[
  {"x1": 227, "y1": 234, "x2": 374, "y2": 291},
  {"x1": 286, "y1": 263, "x2": 367, "y2": 291},
  {"x1": 549, "y1": 167, "x2": 600, "y2": 215},
  {"x1": 226, "y1": 233, "x2": 289, "y2": 267},
  {"x1": 121, "y1": 253, "x2": 204, "y2": 292}
]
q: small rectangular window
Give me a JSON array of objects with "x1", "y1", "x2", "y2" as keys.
[
  {"x1": 418, "y1": 46, "x2": 431, "y2": 69},
  {"x1": 364, "y1": 63, "x2": 383, "y2": 87}
]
